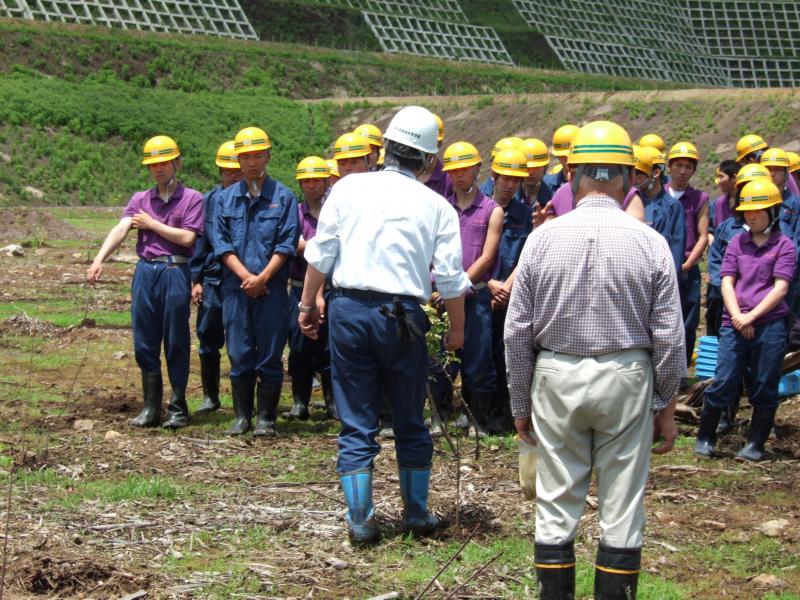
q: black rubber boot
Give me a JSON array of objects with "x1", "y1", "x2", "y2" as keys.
[
  {"x1": 736, "y1": 407, "x2": 777, "y2": 461},
  {"x1": 253, "y1": 382, "x2": 281, "y2": 437},
  {"x1": 717, "y1": 395, "x2": 740, "y2": 435},
  {"x1": 534, "y1": 542, "x2": 575, "y2": 600},
  {"x1": 225, "y1": 377, "x2": 254, "y2": 435},
  {"x1": 195, "y1": 354, "x2": 221, "y2": 415},
  {"x1": 131, "y1": 370, "x2": 162, "y2": 428},
  {"x1": 162, "y1": 389, "x2": 189, "y2": 429},
  {"x1": 694, "y1": 404, "x2": 722, "y2": 457},
  {"x1": 467, "y1": 391, "x2": 491, "y2": 438},
  {"x1": 285, "y1": 374, "x2": 311, "y2": 421},
  {"x1": 594, "y1": 544, "x2": 640, "y2": 600},
  {"x1": 320, "y1": 370, "x2": 339, "y2": 420}
]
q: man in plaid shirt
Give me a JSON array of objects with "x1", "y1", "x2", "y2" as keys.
[{"x1": 505, "y1": 121, "x2": 685, "y2": 600}]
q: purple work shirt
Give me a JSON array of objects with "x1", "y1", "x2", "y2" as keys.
[
  {"x1": 550, "y1": 182, "x2": 638, "y2": 216},
  {"x1": 122, "y1": 184, "x2": 204, "y2": 260},
  {"x1": 666, "y1": 184, "x2": 708, "y2": 259},
  {"x1": 426, "y1": 157, "x2": 453, "y2": 199},
  {"x1": 289, "y1": 202, "x2": 319, "y2": 282},
  {"x1": 787, "y1": 171, "x2": 800, "y2": 197},
  {"x1": 447, "y1": 190, "x2": 499, "y2": 282},
  {"x1": 712, "y1": 194, "x2": 735, "y2": 231},
  {"x1": 720, "y1": 230, "x2": 796, "y2": 327}
]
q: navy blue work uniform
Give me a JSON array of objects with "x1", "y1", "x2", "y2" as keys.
[
  {"x1": 215, "y1": 177, "x2": 299, "y2": 383},
  {"x1": 189, "y1": 185, "x2": 226, "y2": 358},
  {"x1": 642, "y1": 189, "x2": 686, "y2": 278},
  {"x1": 705, "y1": 216, "x2": 746, "y2": 337},
  {"x1": 489, "y1": 196, "x2": 532, "y2": 432}
]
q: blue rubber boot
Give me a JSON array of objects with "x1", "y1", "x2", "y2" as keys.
[
  {"x1": 398, "y1": 466, "x2": 440, "y2": 536},
  {"x1": 339, "y1": 469, "x2": 380, "y2": 546}
]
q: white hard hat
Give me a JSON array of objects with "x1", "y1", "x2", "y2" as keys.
[{"x1": 384, "y1": 106, "x2": 439, "y2": 155}]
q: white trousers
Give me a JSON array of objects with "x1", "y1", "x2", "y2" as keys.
[{"x1": 532, "y1": 349, "x2": 654, "y2": 549}]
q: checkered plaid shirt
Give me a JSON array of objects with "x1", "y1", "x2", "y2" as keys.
[{"x1": 504, "y1": 194, "x2": 686, "y2": 417}]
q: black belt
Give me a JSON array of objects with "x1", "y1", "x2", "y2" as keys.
[{"x1": 337, "y1": 288, "x2": 418, "y2": 303}]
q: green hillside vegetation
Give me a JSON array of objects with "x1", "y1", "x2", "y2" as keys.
[{"x1": 0, "y1": 18, "x2": 680, "y2": 205}]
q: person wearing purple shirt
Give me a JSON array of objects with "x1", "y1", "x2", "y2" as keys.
[
  {"x1": 429, "y1": 141, "x2": 504, "y2": 437},
  {"x1": 708, "y1": 160, "x2": 740, "y2": 239},
  {"x1": 666, "y1": 142, "x2": 710, "y2": 368},
  {"x1": 424, "y1": 156, "x2": 453, "y2": 198},
  {"x1": 285, "y1": 156, "x2": 337, "y2": 422},
  {"x1": 696, "y1": 180, "x2": 796, "y2": 462},
  {"x1": 87, "y1": 135, "x2": 203, "y2": 430},
  {"x1": 548, "y1": 179, "x2": 645, "y2": 220}
]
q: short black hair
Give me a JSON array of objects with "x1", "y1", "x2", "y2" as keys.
[
  {"x1": 719, "y1": 159, "x2": 739, "y2": 179},
  {"x1": 384, "y1": 140, "x2": 426, "y2": 173}
]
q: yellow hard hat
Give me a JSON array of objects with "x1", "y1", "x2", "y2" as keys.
[
  {"x1": 736, "y1": 134, "x2": 768, "y2": 162},
  {"x1": 551, "y1": 124, "x2": 580, "y2": 156},
  {"x1": 491, "y1": 137, "x2": 524, "y2": 158},
  {"x1": 377, "y1": 148, "x2": 385, "y2": 166},
  {"x1": 215, "y1": 140, "x2": 239, "y2": 169},
  {"x1": 441, "y1": 141, "x2": 481, "y2": 172},
  {"x1": 142, "y1": 135, "x2": 180, "y2": 165},
  {"x1": 713, "y1": 168, "x2": 725, "y2": 185},
  {"x1": 788, "y1": 151, "x2": 800, "y2": 174},
  {"x1": 492, "y1": 148, "x2": 529, "y2": 177},
  {"x1": 333, "y1": 133, "x2": 371, "y2": 160},
  {"x1": 737, "y1": 180, "x2": 783, "y2": 211},
  {"x1": 652, "y1": 151, "x2": 666, "y2": 166},
  {"x1": 521, "y1": 138, "x2": 549, "y2": 168},
  {"x1": 633, "y1": 145, "x2": 658, "y2": 175},
  {"x1": 760, "y1": 147, "x2": 790, "y2": 169},
  {"x1": 433, "y1": 113, "x2": 445, "y2": 142},
  {"x1": 234, "y1": 127, "x2": 271, "y2": 153},
  {"x1": 639, "y1": 133, "x2": 666, "y2": 153},
  {"x1": 567, "y1": 121, "x2": 635, "y2": 167},
  {"x1": 326, "y1": 159, "x2": 340, "y2": 177},
  {"x1": 354, "y1": 124, "x2": 383, "y2": 148},
  {"x1": 668, "y1": 141, "x2": 699, "y2": 163},
  {"x1": 295, "y1": 156, "x2": 330, "y2": 180},
  {"x1": 548, "y1": 163, "x2": 563, "y2": 175},
  {"x1": 735, "y1": 163, "x2": 770, "y2": 187}
]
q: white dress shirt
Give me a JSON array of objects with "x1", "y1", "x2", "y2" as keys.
[{"x1": 305, "y1": 168, "x2": 471, "y2": 301}]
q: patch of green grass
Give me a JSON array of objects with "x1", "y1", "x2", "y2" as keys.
[
  {"x1": 692, "y1": 537, "x2": 796, "y2": 579},
  {"x1": 54, "y1": 474, "x2": 203, "y2": 508},
  {"x1": 51, "y1": 207, "x2": 123, "y2": 237},
  {"x1": 0, "y1": 301, "x2": 129, "y2": 327}
]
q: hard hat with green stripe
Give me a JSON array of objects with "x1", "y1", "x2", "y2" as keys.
[
  {"x1": 567, "y1": 121, "x2": 635, "y2": 167},
  {"x1": 735, "y1": 163, "x2": 770, "y2": 187},
  {"x1": 788, "y1": 151, "x2": 800, "y2": 174},
  {"x1": 215, "y1": 140, "x2": 239, "y2": 169},
  {"x1": 441, "y1": 141, "x2": 481, "y2": 172},
  {"x1": 234, "y1": 127, "x2": 271, "y2": 153},
  {"x1": 760, "y1": 147, "x2": 790, "y2": 169},
  {"x1": 737, "y1": 180, "x2": 782, "y2": 212},
  {"x1": 142, "y1": 135, "x2": 180, "y2": 165},
  {"x1": 295, "y1": 156, "x2": 330, "y2": 180},
  {"x1": 736, "y1": 134, "x2": 768, "y2": 163},
  {"x1": 333, "y1": 132, "x2": 371, "y2": 160},
  {"x1": 521, "y1": 138, "x2": 549, "y2": 168},
  {"x1": 668, "y1": 141, "x2": 699, "y2": 164},
  {"x1": 491, "y1": 137, "x2": 523, "y2": 158},
  {"x1": 354, "y1": 124, "x2": 383, "y2": 148},
  {"x1": 492, "y1": 148, "x2": 529, "y2": 178},
  {"x1": 552, "y1": 124, "x2": 580, "y2": 156}
]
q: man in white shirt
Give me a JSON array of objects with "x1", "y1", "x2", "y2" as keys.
[{"x1": 298, "y1": 106, "x2": 471, "y2": 546}]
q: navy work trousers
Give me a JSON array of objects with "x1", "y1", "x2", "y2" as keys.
[
  {"x1": 222, "y1": 280, "x2": 289, "y2": 383},
  {"x1": 328, "y1": 292, "x2": 432, "y2": 473},
  {"x1": 196, "y1": 282, "x2": 225, "y2": 358},
  {"x1": 131, "y1": 260, "x2": 191, "y2": 391}
]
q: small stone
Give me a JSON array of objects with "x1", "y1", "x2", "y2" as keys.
[
  {"x1": 756, "y1": 519, "x2": 789, "y2": 537},
  {"x1": 34, "y1": 248, "x2": 46, "y2": 256},
  {"x1": 326, "y1": 556, "x2": 348, "y2": 570},
  {"x1": 72, "y1": 252, "x2": 83, "y2": 259},
  {"x1": 23, "y1": 186, "x2": 44, "y2": 199},
  {"x1": 750, "y1": 573, "x2": 783, "y2": 588},
  {"x1": 73, "y1": 419, "x2": 95, "y2": 431},
  {"x1": 0, "y1": 244, "x2": 24, "y2": 257},
  {"x1": 104, "y1": 430, "x2": 124, "y2": 442},
  {"x1": 112, "y1": 351, "x2": 128, "y2": 360},
  {"x1": 700, "y1": 519, "x2": 727, "y2": 531},
  {"x1": 0, "y1": 152, "x2": 10, "y2": 163}
]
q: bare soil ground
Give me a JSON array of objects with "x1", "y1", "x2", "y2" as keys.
[{"x1": 0, "y1": 211, "x2": 798, "y2": 599}]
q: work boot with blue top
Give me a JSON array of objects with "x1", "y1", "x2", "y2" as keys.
[
  {"x1": 398, "y1": 466, "x2": 440, "y2": 536},
  {"x1": 340, "y1": 469, "x2": 380, "y2": 546}
]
